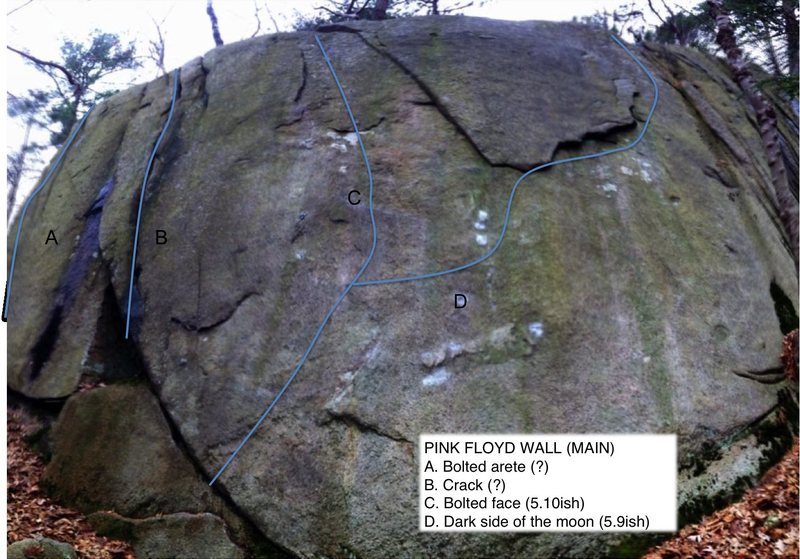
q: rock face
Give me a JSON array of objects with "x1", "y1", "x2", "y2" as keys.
[
  {"x1": 7, "y1": 537, "x2": 77, "y2": 559},
  {"x1": 89, "y1": 511, "x2": 245, "y2": 559},
  {"x1": 6, "y1": 16, "x2": 798, "y2": 559}
]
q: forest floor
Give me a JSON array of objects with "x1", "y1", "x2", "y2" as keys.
[
  {"x1": 644, "y1": 437, "x2": 798, "y2": 558},
  {"x1": 7, "y1": 405, "x2": 134, "y2": 558},
  {"x1": 6, "y1": 404, "x2": 798, "y2": 559}
]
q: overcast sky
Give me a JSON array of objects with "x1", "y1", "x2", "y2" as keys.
[{"x1": 3, "y1": 0, "x2": 682, "y2": 218}]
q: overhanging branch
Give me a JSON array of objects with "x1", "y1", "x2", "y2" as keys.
[{"x1": 7, "y1": 45, "x2": 79, "y2": 89}]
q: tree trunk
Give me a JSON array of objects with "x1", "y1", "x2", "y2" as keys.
[
  {"x1": 709, "y1": 0, "x2": 798, "y2": 263},
  {"x1": 206, "y1": 0, "x2": 224, "y2": 46},
  {"x1": 373, "y1": 0, "x2": 390, "y2": 20},
  {"x1": 764, "y1": 30, "x2": 784, "y2": 76},
  {"x1": 783, "y1": 0, "x2": 799, "y2": 77}
]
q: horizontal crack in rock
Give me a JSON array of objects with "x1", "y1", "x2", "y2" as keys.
[
  {"x1": 171, "y1": 291, "x2": 261, "y2": 333},
  {"x1": 325, "y1": 410, "x2": 412, "y2": 444}
]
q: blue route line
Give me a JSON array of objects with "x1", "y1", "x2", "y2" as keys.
[
  {"x1": 353, "y1": 35, "x2": 659, "y2": 286},
  {"x1": 3, "y1": 105, "x2": 96, "y2": 321},
  {"x1": 209, "y1": 34, "x2": 658, "y2": 485},
  {"x1": 125, "y1": 69, "x2": 180, "y2": 339},
  {"x1": 208, "y1": 34, "x2": 379, "y2": 486}
]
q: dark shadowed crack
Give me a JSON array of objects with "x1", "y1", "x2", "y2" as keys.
[
  {"x1": 29, "y1": 178, "x2": 117, "y2": 381},
  {"x1": 69, "y1": 163, "x2": 92, "y2": 179},
  {"x1": 734, "y1": 366, "x2": 786, "y2": 384},
  {"x1": 92, "y1": 284, "x2": 296, "y2": 558},
  {"x1": 324, "y1": 410, "x2": 412, "y2": 444},
  {"x1": 679, "y1": 80, "x2": 748, "y2": 163},
  {"x1": 275, "y1": 108, "x2": 306, "y2": 130},
  {"x1": 274, "y1": 49, "x2": 309, "y2": 130},
  {"x1": 330, "y1": 116, "x2": 385, "y2": 134},
  {"x1": 170, "y1": 291, "x2": 261, "y2": 333},
  {"x1": 549, "y1": 119, "x2": 638, "y2": 154},
  {"x1": 316, "y1": 23, "x2": 361, "y2": 35},
  {"x1": 137, "y1": 82, "x2": 150, "y2": 110},
  {"x1": 294, "y1": 48, "x2": 308, "y2": 103},
  {"x1": 199, "y1": 56, "x2": 210, "y2": 109},
  {"x1": 703, "y1": 164, "x2": 738, "y2": 189}
]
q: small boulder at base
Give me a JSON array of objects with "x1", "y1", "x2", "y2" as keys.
[
  {"x1": 89, "y1": 511, "x2": 245, "y2": 559},
  {"x1": 8, "y1": 537, "x2": 77, "y2": 559}
]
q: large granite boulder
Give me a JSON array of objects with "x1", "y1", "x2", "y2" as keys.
[{"x1": 7, "y1": 16, "x2": 797, "y2": 558}]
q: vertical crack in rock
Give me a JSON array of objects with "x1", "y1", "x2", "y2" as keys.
[
  {"x1": 346, "y1": 28, "x2": 510, "y2": 169},
  {"x1": 640, "y1": 47, "x2": 793, "y2": 258},
  {"x1": 29, "y1": 178, "x2": 116, "y2": 380},
  {"x1": 294, "y1": 48, "x2": 308, "y2": 103},
  {"x1": 275, "y1": 46, "x2": 309, "y2": 130},
  {"x1": 91, "y1": 283, "x2": 297, "y2": 558},
  {"x1": 678, "y1": 80, "x2": 748, "y2": 163},
  {"x1": 125, "y1": 71, "x2": 186, "y2": 330},
  {"x1": 199, "y1": 56, "x2": 210, "y2": 109}
]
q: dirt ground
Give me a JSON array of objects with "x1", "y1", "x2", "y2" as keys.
[{"x1": 644, "y1": 438, "x2": 799, "y2": 558}]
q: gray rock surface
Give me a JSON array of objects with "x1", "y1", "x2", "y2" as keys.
[
  {"x1": 89, "y1": 511, "x2": 245, "y2": 559},
  {"x1": 7, "y1": 16, "x2": 797, "y2": 559},
  {"x1": 8, "y1": 537, "x2": 77, "y2": 559}
]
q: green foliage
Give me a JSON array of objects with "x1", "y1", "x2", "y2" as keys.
[
  {"x1": 725, "y1": 0, "x2": 785, "y2": 36},
  {"x1": 759, "y1": 75, "x2": 800, "y2": 97},
  {"x1": 293, "y1": 0, "x2": 485, "y2": 30},
  {"x1": 60, "y1": 31, "x2": 139, "y2": 89},
  {"x1": 48, "y1": 100, "x2": 79, "y2": 145},
  {"x1": 7, "y1": 153, "x2": 22, "y2": 192},
  {"x1": 14, "y1": 30, "x2": 140, "y2": 145},
  {"x1": 653, "y1": 7, "x2": 715, "y2": 47},
  {"x1": 293, "y1": 12, "x2": 338, "y2": 31},
  {"x1": 585, "y1": 0, "x2": 799, "y2": 97},
  {"x1": 7, "y1": 89, "x2": 50, "y2": 121}
]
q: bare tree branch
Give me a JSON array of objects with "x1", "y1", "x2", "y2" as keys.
[
  {"x1": 7, "y1": 46, "x2": 79, "y2": 89},
  {"x1": 373, "y1": 0, "x2": 389, "y2": 19},
  {"x1": 251, "y1": 0, "x2": 262, "y2": 37},
  {"x1": 148, "y1": 18, "x2": 168, "y2": 77},
  {"x1": 206, "y1": 0, "x2": 224, "y2": 46},
  {"x1": 441, "y1": 1, "x2": 474, "y2": 15},
  {"x1": 7, "y1": 0, "x2": 33, "y2": 16},
  {"x1": 263, "y1": 1, "x2": 281, "y2": 33},
  {"x1": 659, "y1": 0, "x2": 678, "y2": 20},
  {"x1": 646, "y1": 0, "x2": 670, "y2": 26}
]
